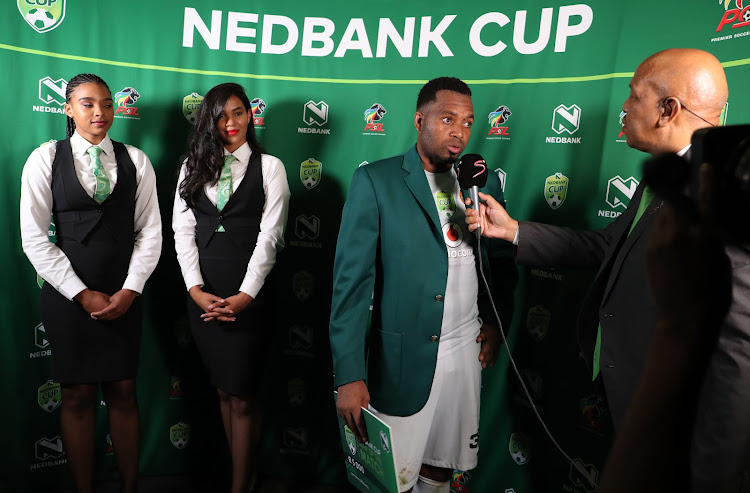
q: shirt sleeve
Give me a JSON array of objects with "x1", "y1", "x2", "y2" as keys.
[
  {"x1": 239, "y1": 154, "x2": 290, "y2": 298},
  {"x1": 20, "y1": 143, "x2": 88, "y2": 300},
  {"x1": 172, "y1": 163, "x2": 205, "y2": 291},
  {"x1": 122, "y1": 146, "x2": 162, "y2": 294}
]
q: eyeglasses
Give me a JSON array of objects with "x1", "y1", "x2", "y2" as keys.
[{"x1": 662, "y1": 97, "x2": 716, "y2": 127}]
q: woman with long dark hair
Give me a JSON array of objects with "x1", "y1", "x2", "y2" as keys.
[{"x1": 172, "y1": 82, "x2": 290, "y2": 492}]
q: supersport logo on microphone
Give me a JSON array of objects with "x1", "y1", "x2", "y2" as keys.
[{"x1": 456, "y1": 154, "x2": 488, "y2": 188}]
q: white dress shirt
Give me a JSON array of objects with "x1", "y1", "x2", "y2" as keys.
[
  {"x1": 172, "y1": 142, "x2": 290, "y2": 298},
  {"x1": 20, "y1": 131, "x2": 163, "y2": 300}
]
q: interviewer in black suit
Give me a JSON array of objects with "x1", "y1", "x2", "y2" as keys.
[{"x1": 466, "y1": 48, "x2": 750, "y2": 492}]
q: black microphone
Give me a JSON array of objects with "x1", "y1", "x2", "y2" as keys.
[{"x1": 457, "y1": 154, "x2": 489, "y2": 236}]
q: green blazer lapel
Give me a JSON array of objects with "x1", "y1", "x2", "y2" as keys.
[{"x1": 402, "y1": 146, "x2": 442, "y2": 239}]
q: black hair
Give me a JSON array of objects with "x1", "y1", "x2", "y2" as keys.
[
  {"x1": 180, "y1": 82, "x2": 265, "y2": 210},
  {"x1": 416, "y1": 77, "x2": 471, "y2": 111},
  {"x1": 65, "y1": 73, "x2": 110, "y2": 138}
]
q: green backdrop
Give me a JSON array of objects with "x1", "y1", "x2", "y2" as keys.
[{"x1": 2, "y1": 1, "x2": 749, "y2": 492}]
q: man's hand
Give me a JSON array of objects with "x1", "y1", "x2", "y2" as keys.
[
  {"x1": 201, "y1": 292, "x2": 253, "y2": 322},
  {"x1": 465, "y1": 192, "x2": 518, "y2": 242},
  {"x1": 477, "y1": 322, "x2": 501, "y2": 369},
  {"x1": 336, "y1": 380, "x2": 370, "y2": 444},
  {"x1": 86, "y1": 289, "x2": 137, "y2": 320}
]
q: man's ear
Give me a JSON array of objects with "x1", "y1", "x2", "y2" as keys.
[
  {"x1": 414, "y1": 111, "x2": 423, "y2": 132},
  {"x1": 658, "y1": 97, "x2": 680, "y2": 126}
]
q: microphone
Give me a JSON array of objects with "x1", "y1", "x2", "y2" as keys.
[{"x1": 457, "y1": 153, "x2": 489, "y2": 236}]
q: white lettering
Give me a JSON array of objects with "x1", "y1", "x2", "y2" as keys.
[
  {"x1": 545, "y1": 136, "x2": 582, "y2": 144},
  {"x1": 376, "y1": 17, "x2": 415, "y2": 58},
  {"x1": 226, "y1": 12, "x2": 258, "y2": 52},
  {"x1": 418, "y1": 16, "x2": 455, "y2": 57},
  {"x1": 469, "y1": 12, "x2": 510, "y2": 57},
  {"x1": 334, "y1": 18, "x2": 373, "y2": 57},
  {"x1": 301, "y1": 17, "x2": 335, "y2": 57},
  {"x1": 554, "y1": 4, "x2": 593, "y2": 52},
  {"x1": 182, "y1": 7, "x2": 221, "y2": 50},
  {"x1": 261, "y1": 15, "x2": 298, "y2": 54},
  {"x1": 513, "y1": 9, "x2": 553, "y2": 55}
]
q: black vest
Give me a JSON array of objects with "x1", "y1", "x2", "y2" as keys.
[
  {"x1": 49, "y1": 138, "x2": 136, "y2": 292},
  {"x1": 192, "y1": 150, "x2": 265, "y2": 252}
]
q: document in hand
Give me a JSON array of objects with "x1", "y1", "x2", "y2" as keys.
[{"x1": 334, "y1": 391, "x2": 399, "y2": 493}]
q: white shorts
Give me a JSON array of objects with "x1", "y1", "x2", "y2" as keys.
[{"x1": 369, "y1": 339, "x2": 481, "y2": 492}]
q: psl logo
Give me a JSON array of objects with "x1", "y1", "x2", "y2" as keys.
[
  {"x1": 35, "y1": 436, "x2": 64, "y2": 460},
  {"x1": 544, "y1": 172, "x2": 569, "y2": 210},
  {"x1": 300, "y1": 158, "x2": 322, "y2": 190},
  {"x1": 169, "y1": 422, "x2": 192, "y2": 449},
  {"x1": 38, "y1": 379, "x2": 61, "y2": 412},
  {"x1": 508, "y1": 432, "x2": 532, "y2": 465},
  {"x1": 182, "y1": 92, "x2": 203, "y2": 124},
  {"x1": 19, "y1": 0, "x2": 65, "y2": 33},
  {"x1": 716, "y1": 0, "x2": 750, "y2": 31},
  {"x1": 606, "y1": 176, "x2": 639, "y2": 209},
  {"x1": 251, "y1": 97, "x2": 266, "y2": 126},
  {"x1": 114, "y1": 87, "x2": 140, "y2": 117},
  {"x1": 579, "y1": 394, "x2": 607, "y2": 434},
  {"x1": 488, "y1": 105, "x2": 512, "y2": 136},
  {"x1": 302, "y1": 100, "x2": 328, "y2": 126},
  {"x1": 551, "y1": 104, "x2": 581, "y2": 135},
  {"x1": 295, "y1": 214, "x2": 320, "y2": 240},
  {"x1": 170, "y1": 376, "x2": 184, "y2": 399},
  {"x1": 38, "y1": 77, "x2": 67, "y2": 106},
  {"x1": 292, "y1": 271, "x2": 315, "y2": 301},
  {"x1": 451, "y1": 470, "x2": 471, "y2": 493},
  {"x1": 363, "y1": 103, "x2": 387, "y2": 132},
  {"x1": 569, "y1": 458, "x2": 599, "y2": 493},
  {"x1": 105, "y1": 434, "x2": 115, "y2": 456},
  {"x1": 344, "y1": 425, "x2": 357, "y2": 455},
  {"x1": 526, "y1": 305, "x2": 550, "y2": 341}
]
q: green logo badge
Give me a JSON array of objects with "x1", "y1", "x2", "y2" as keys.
[
  {"x1": 169, "y1": 422, "x2": 192, "y2": 449},
  {"x1": 344, "y1": 425, "x2": 357, "y2": 455},
  {"x1": 18, "y1": 0, "x2": 65, "y2": 33},
  {"x1": 508, "y1": 432, "x2": 532, "y2": 465},
  {"x1": 435, "y1": 190, "x2": 456, "y2": 218},
  {"x1": 182, "y1": 93, "x2": 203, "y2": 124},
  {"x1": 526, "y1": 305, "x2": 550, "y2": 342},
  {"x1": 300, "y1": 158, "x2": 322, "y2": 190},
  {"x1": 38, "y1": 379, "x2": 61, "y2": 412},
  {"x1": 544, "y1": 172, "x2": 568, "y2": 210}
]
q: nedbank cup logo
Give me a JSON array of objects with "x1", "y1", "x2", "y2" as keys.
[
  {"x1": 182, "y1": 93, "x2": 203, "y2": 124},
  {"x1": 300, "y1": 158, "x2": 322, "y2": 190},
  {"x1": 436, "y1": 190, "x2": 456, "y2": 218},
  {"x1": 526, "y1": 305, "x2": 550, "y2": 342},
  {"x1": 19, "y1": 0, "x2": 65, "y2": 33},
  {"x1": 292, "y1": 271, "x2": 315, "y2": 301},
  {"x1": 38, "y1": 379, "x2": 61, "y2": 412},
  {"x1": 544, "y1": 172, "x2": 569, "y2": 210},
  {"x1": 344, "y1": 425, "x2": 357, "y2": 455},
  {"x1": 508, "y1": 432, "x2": 532, "y2": 465},
  {"x1": 169, "y1": 422, "x2": 192, "y2": 449}
]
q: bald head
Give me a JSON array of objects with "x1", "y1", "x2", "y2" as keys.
[{"x1": 622, "y1": 49, "x2": 728, "y2": 154}]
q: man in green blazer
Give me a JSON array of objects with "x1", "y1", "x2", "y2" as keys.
[{"x1": 330, "y1": 77, "x2": 515, "y2": 493}]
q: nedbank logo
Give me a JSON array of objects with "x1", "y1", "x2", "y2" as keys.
[
  {"x1": 487, "y1": 105, "x2": 512, "y2": 138},
  {"x1": 508, "y1": 432, "x2": 532, "y2": 465},
  {"x1": 300, "y1": 158, "x2": 322, "y2": 190},
  {"x1": 282, "y1": 427, "x2": 309, "y2": 450},
  {"x1": 182, "y1": 92, "x2": 203, "y2": 124},
  {"x1": 299, "y1": 100, "x2": 331, "y2": 135},
  {"x1": 34, "y1": 77, "x2": 67, "y2": 115},
  {"x1": 568, "y1": 458, "x2": 598, "y2": 493},
  {"x1": 19, "y1": 0, "x2": 65, "y2": 33},
  {"x1": 544, "y1": 172, "x2": 568, "y2": 210},
  {"x1": 496, "y1": 168, "x2": 507, "y2": 192},
  {"x1": 35, "y1": 436, "x2": 64, "y2": 460},
  {"x1": 295, "y1": 214, "x2": 320, "y2": 240},
  {"x1": 344, "y1": 425, "x2": 357, "y2": 455},
  {"x1": 35, "y1": 323, "x2": 49, "y2": 349},
  {"x1": 716, "y1": 0, "x2": 750, "y2": 32},
  {"x1": 38, "y1": 379, "x2": 61, "y2": 412},
  {"x1": 114, "y1": 87, "x2": 141, "y2": 119},
  {"x1": 251, "y1": 97, "x2": 266, "y2": 126},
  {"x1": 606, "y1": 176, "x2": 639, "y2": 209},
  {"x1": 551, "y1": 104, "x2": 581, "y2": 134},
  {"x1": 363, "y1": 103, "x2": 387, "y2": 133},
  {"x1": 292, "y1": 271, "x2": 315, "y2": 301},
  {"x1": 288, "y1": 325, "x2": 314, "y2": 352},
  {"x1": 170, "y1": 422, "x2": 191, "y2": 449}
]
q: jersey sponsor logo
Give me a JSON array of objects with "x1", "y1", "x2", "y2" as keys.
[
  {"x1": 19, "y1": 0, "x2": 66, "y2": 34},
  {"x1": 182, "y1": 92, "x2": 203, "y2": 124}
]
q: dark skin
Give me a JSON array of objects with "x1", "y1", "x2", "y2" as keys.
[{"x1": 336, "y1": 89, "x2": 500, "y2": 491}]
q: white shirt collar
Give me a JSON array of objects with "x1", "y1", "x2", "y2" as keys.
[
  {"x1": 70, "y1": 131, "x2": 114, "y2": 156},
  {"x1": 224, "y1": 142, "x2": 251, "y2": 164},
  {"x1": 677, "y1": 144, "x2": 691, "y2": 157}
]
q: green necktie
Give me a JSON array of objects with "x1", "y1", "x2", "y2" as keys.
[
  {"x1": 592, "y1": 186, "x2": 654, "y2": 380},
  {"x1": 216, "y1": 154, "x2": 236, "y2": 232},
  {"x1": 87, "y1": 146, "x2": 110, "y2": 203}
]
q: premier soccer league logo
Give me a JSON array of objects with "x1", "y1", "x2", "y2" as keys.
[{"x1": 18, "y1": 0, "x2": 66, "y2": 33}]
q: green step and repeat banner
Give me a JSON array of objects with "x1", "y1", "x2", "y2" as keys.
[{"x1": 2, "y1": 1, "x2": 749, "y2": 491}]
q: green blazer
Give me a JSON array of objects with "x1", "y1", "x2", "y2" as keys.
[{"x1": 329, "y1": 145, "x2": 514, "y2": 416}]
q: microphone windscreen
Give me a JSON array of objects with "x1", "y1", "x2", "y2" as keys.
[{"x1": 457, "y1": 154, "x2": 489, "y2": 189}]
